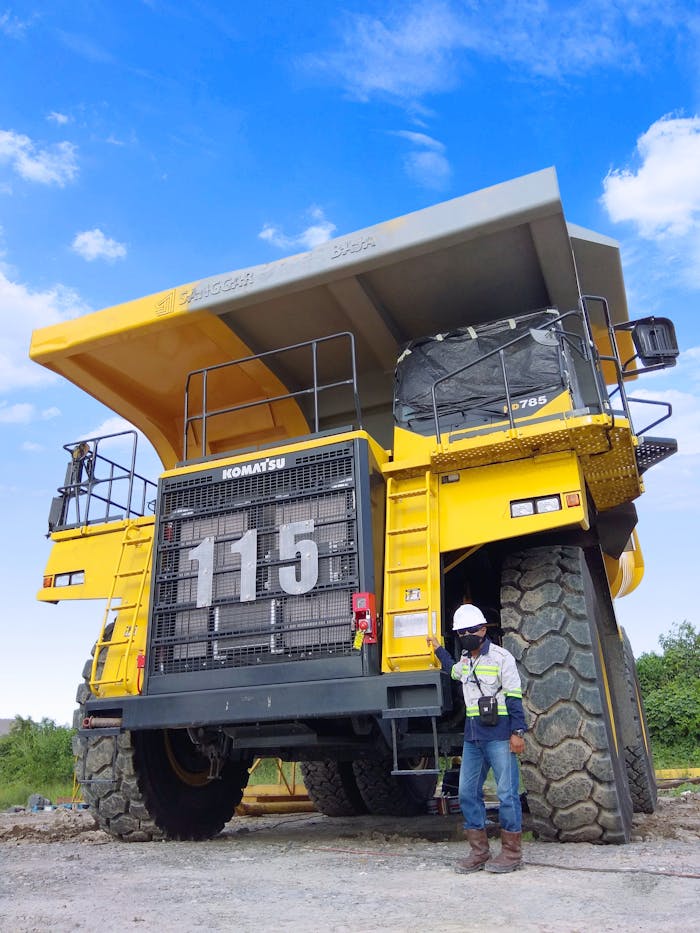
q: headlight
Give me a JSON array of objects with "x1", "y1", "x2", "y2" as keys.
[
  {"x1": 535, "y1": 496, "x2": 561, "y2": 514},
  {"x1": 510, "y1": 495, "x2": 562, "y2": 518}
]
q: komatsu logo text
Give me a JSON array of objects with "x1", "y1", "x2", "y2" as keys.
[{"x1": 222, "y1": 457, "x2": 286, "y2": 480}]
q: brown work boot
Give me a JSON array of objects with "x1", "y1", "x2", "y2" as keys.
[
  {"x1": 455, "y1": 828, "x2": 491, "y2": 873},
  {"x1": 484, "y1": 830, "x2": 522, "y2": 873}
]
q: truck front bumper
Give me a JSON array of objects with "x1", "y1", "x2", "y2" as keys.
[{"x1": 81, "y1": 670, "x2": 453, "y2": 732}]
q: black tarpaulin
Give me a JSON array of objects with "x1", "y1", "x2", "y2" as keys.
[{"x1": 394, "y1": 310, "x2": 567, "y2": 434}]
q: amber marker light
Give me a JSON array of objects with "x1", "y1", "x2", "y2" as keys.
[
  {"x1": 565, "y1": 492, "x2": 581, "y2": 508},
  {"x1": 43, "y1": 575, "x2": 53, "y2": 588}
]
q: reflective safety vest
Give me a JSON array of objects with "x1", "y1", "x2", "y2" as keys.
[{"x1": 436, "y1": 639, "x2": 527, "y2": 741}]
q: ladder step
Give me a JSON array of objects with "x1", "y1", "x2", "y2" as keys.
[
  {"x1": 391, "y1": 768, "x2": 441, "y2": 776},
  {"x1": 386, "y1": 602, "x2": 428, "y2": 612},
  {"x1": 92, "y1": 524, "x2": 152, "y2": 695},
  {"x1": 388, "y1": 489, "x2": 428, "y2": 500},
  {"x1": 386, "y1": 564, "x2": 428, "y2": 574},
  {"x1": 97, "y1": 637, "x2": 132, "y2": 648},
  {"x1": 388, "y1": 525, "x2": 428, "y2": 535}
]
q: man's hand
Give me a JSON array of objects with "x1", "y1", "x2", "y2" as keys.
[
  {"x1": 510, "y1": 734, "x2": 526, "y2": 754},
  {"x1": 426, "y1": 635, "x2": 440, "y2": 650}
]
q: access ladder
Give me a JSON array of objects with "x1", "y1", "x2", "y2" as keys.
[{"x1": 90, "y1": 522, "x2": 152, "y2": 694}]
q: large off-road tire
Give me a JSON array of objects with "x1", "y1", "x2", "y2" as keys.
[
  {"x1": 74, "y1": 664, "x2": 249, "y2": 841},
  {"x1": 351, "y1": 758, "x2": 437, "y2": 817},
  {"x1": 621, "y1": 628, "x2": 657, "y2": 814},
  {"x1": 501, "y1": 546, "x2": 634, "y2": 843},
  {"x1": 300, "y1": 760, "x2": 368, "y2": 817}
]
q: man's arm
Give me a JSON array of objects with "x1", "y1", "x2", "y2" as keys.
[
  {"x1": 427, "y1": 635, "x2": 458, "y2": 676},
  {"x1": 501, "y1": 649, "x2": 528, "y2": 746}
]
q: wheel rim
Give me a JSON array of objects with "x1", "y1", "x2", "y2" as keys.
[{"x1": 163, "y1": 731, "x2": 211, "y2": 787}]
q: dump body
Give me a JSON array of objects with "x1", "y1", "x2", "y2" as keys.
[
  {"x1": 32, "y1": 168, "x2": 676, "y2": 843},
  {"x1": 30, "y1": 168, "x2": 636, "y2": 465}
]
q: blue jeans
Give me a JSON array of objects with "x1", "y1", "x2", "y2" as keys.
[{"x1": 458, "y1": 739, "x2": 522, "y2": 833}]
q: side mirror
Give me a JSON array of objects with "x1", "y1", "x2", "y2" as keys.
[{"x1": 631, "y1": 317, "x2": 679, "y2": 368}]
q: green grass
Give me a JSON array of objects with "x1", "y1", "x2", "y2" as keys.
[
  {"x1": 247, "y1": 758, "x2": 300, "y2": 786},
  {"x1": 651, "y1": 741, "x2": 700, "y2": 770},
  {"x1": 0, "y1": 779, "x2": 75, "y2": 810}
]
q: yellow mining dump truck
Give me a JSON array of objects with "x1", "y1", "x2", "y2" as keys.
[{"x1": 31, "y1": 168, "x2": 679, "y2": 843}]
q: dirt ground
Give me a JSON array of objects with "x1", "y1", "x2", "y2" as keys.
[{"x1": 1, "y1": 794, "x2": 699, "y2": 933}]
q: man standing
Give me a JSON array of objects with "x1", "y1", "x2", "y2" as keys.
[{"x1": 427, "y1": 604, "x2": 527, "y2": 873}]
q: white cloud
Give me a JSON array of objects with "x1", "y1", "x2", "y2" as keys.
[
  {"x1": 83, "y1": 415, "x2": 153, "y2": 453},
  {"x1": 22, "y1": 441, "x2": 44, "y2": 452},
  {"x1": 259, "y1": 206, "x2": 336, "y2": 252},
  {"x1": 393, "y1": 130, "x2": 445, "y2": 151},
  {"x1": 602, "y1": 115, "x2": 700, "y2": 292},
  {"x1": 0, "y1": 269, "x2": 90, "y2": 393},
  {"x1": 81, "y1": 416, "x2": 161, "y2": 479},
  {"x1": 306, "y1": 2, "x2": 467, "y2": 103},
  {"x1": 0, "y1": 402, "x2": 34, "y2": 423},
  {"x1": 0, "y1": 129, "x2": 78, "y2": 186},
  {"x1": 622, "y1": 347, "x2": 700, "y2": 512},
  {"x1": 404, "y1": 150, "x2": 451, "y2": 189},
  {"x1": 71, "y1": 228, "x2": 127, "y2": 262},
  {"x1": 306, "y1": 1, "x2": 676, "y2": 105},
  {"x1": 41, "y1": 406, "x2": 61, "y2": 420},
  {"x1": 0, "y1": 11, "x2": 33, "y2": 37},
  {"x1": 631, "y1": 386, "x2": 700, "y2": 455},
  {"x1": 393, "y1": 130, "x2": 451, "y2": 189},
  {"x1": 57, "y1": 30, "x2": 115, "y2": 65},
  {"x1": 47, "y1": 112, "x2": 71, "y2": 125},
  {"x1": 628, "y1": 348, "x2": 700, "y2": 456},
  {"x1": 602, "y1": 116, "x2": 700, "y2": 238}
]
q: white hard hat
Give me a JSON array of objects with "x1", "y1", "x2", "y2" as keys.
[{"x1": 452, "y1": 604, "x2": 487, "y2": 632}]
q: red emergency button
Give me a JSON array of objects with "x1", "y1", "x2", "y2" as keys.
[{"x1": 352, "y1": 592, "x2": 377, "y2": 645}]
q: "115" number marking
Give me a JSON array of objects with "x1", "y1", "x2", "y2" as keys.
[{"x1": 188, "y1": 520, "x2": 318, "y2": 608}]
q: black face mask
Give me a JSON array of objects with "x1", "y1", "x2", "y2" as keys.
[{"x1": 459, "y1": 632, "x2": 484, "y2": 652}]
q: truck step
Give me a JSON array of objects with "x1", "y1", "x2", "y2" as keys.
[
  {"x1": 387, "y1": 524, "x2": 428, "y2": 535},
  {"x1": 388, "y1": 488, "x2": 428, "y2": 500},
  {"x1": 386, "y1": 563, "x2": 429, "y2": 574},
  {"x1": 391, "y1": 768, "x2": 441, "y2": 776}
]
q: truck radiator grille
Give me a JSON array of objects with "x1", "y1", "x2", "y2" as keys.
[{"x1": 149, "y1": 448, "x2": 359, "y2": 677}]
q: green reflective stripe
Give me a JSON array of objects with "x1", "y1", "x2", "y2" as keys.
[
  {"x1": 505, "y1": 690, "x2": 522, "y2": 698},
  {"x1": 474, "y1": 666, "x2": 499, "y2": 674},
  {"x1": 466, "y1": 709, "x2": 509, "y2": 717}
]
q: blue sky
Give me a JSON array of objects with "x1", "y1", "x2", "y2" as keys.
[{"x1": 1, "y1": 1, "x2": 699, "y2": 725}]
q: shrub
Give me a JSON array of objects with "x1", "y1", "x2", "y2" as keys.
[
  {"x1": 0, "y1": 716, "x2": 74, "y2": 787},
  {"x1": 636, "y1": 621, "x2": 700, "y2": 760}
]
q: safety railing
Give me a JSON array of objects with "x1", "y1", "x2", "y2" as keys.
[
  {"x1": 428, "y1": 307, "x2": 602, "y2": 442},
  {"x1": 48, "y1": 431, "x2": 156, "y2": 532},
  {"x1": 183, "y1": 331, "x2": 363, "y2": 460},
  {"x1": 583, "y1": 295, "x2": 674, "y2": 437},
  {"x1": 428, "y1": 298, "x2": 673, "y2": 444}
]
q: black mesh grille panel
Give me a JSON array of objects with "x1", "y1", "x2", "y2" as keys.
[{"x1": 148, "y1": 445, "x2": 359, "y2": 679}]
